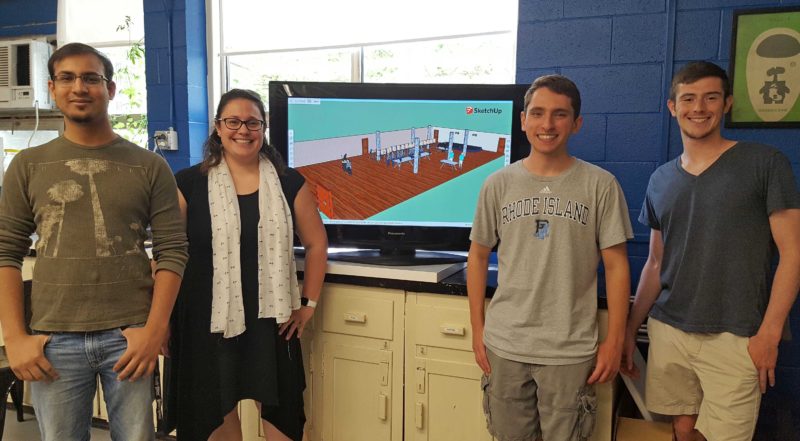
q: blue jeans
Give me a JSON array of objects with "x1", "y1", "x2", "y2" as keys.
[{"x1": 30, "y1": 327, "x2": 155, "y2": 441}]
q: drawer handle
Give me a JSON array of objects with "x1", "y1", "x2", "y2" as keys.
[
  {"x1": 344, "y1": 312, "x2": 366, "y2": 323},
  {"x1": 378, "y1": 394, "x2": 388, "y2": 420},
  {"x1": 439, "y1": 325, "x2": 465, "y2": 336},
  {"x1": 415, "y1": 402, "x2": 424, "y2": 429}
]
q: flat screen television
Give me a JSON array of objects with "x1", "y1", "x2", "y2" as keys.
[{"x1": 269, "y1": 81, "x2": 530, "y2": 265}]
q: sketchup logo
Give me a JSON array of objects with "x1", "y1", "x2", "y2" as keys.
[{"x1": 466, "y1": 106, "x2": 502, "y2": 115}]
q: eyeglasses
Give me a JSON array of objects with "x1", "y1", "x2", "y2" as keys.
[
  {"x1": 52, "y1": 73, "x2": 110, "y2": 87},
  {"x1": 217, "y1": 118, "x2": 266, "y2": 131}
]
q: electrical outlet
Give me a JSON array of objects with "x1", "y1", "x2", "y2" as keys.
[{"x1": 154, "y1": 129, "x2": 178, "y2": 151}]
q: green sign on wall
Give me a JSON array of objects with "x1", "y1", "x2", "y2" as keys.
[{"x1": 729, "y1": 7, "x2": 800, "y2": 128}]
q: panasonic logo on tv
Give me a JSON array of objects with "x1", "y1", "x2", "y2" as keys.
[{"x1": 466, "y1": 107, "x2": 502, "y2": 115}]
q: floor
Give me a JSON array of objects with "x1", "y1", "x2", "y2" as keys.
[
  {"x1": 3, "y1": 413, "x2": 112, "y2": 441},
  {"x1": 298, "y1": 147, "x2": 503, "y2": 219}
]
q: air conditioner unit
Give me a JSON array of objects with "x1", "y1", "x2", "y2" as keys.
[{"x1": 0, "y1": 38, "x2": 53, "y2": 110}]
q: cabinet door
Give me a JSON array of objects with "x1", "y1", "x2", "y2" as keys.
[
  {"x1": 589, "y1": 309, "x2": 614, "y2": 441},
  {"x1": 322, "y1": 341, "x2": 394, "y2": 441},
  {"x1": 405, "y1": 293, "x2": 493, "y2": 441},
  {"x1": 238, "y1": 329, "x2": 316, "y2": 441},
  {"x1": 300, "y1": 328, "x2": 317, "y2": 441},
  {"x1": 408, "y1": 356, "x2": 492, "y2": 441},
  {"x1": 97, "y1": 377, "x2": 107, "y2": 420},
  {"x1": 239, "y1": 400, "x2": 264, "y2": 440}
]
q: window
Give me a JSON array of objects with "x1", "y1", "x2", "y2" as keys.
[
  {"x1": 102, "y1": 43, "x2": 148, "y2": 147},
  {"x1": 227, "y1": 48, "x2": 355, "y2": 99},
  {"x1": 209, "y1": 0, "x2": 518, "y2": 109},
  {"x1": 57, "y1": 0, "x2": 148, "y2": 147},
  {"x1": 363, "y1": 34, "x2": 515, "y2": 84}
]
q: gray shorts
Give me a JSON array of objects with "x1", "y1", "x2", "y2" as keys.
[{"x1": 482, "y1": 348, "x2": 597, "y2": 441}]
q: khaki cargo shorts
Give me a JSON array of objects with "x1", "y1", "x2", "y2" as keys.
[
  {"x1": 482, "y1": 348, "x2": 596, "y2": 441},
  {"x1": 646, "y1": 318, "x2": 761, "y2": 441}
]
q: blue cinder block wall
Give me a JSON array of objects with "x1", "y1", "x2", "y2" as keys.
[
  {"x1": 515, "y1": 0, "x2": 800, "y2": 437},
  {"x1": 0, "y1": 0, "x2": 56, "y2": 37},
  {"x1": 143, "y1": 0, "x2": 208, "y2": 171}
]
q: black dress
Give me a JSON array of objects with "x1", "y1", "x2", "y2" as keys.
[{"x1": 164, "y1": 164, "x2": 307, "y2": 441}]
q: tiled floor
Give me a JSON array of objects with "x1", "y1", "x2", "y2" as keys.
[{"x1": 3, "y1": 414, "x2": 112, "y2": 441}]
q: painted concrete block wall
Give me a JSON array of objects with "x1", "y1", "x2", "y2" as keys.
[
  {"x1": 516, "y1": 0, "x2": 800, "y2": 437},
  {"x1": 143, "y1": 0, "x2": 207, "y2": 171},
  {"x1": 517, "y1": 0, "x2": 800, "y2": 275},
  {"x1": 0, "y1": 0, "x2": 56, "y2": 38}
]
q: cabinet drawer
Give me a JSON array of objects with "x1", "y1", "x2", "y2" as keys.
[
  {"x1": 320, "y1": 285, "x2": 398, "y2": 340},
  {"x1": 409, "y1": 294, "x2": 473, "y2": 352}
]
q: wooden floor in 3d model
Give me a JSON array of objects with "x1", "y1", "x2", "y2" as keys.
[{"x1": 298, "y1": 148, "x2": 503, "y2": 220}]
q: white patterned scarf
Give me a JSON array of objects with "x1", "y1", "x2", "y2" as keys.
[{"x1": 208, "y1": 156, "x2": 300, "y2": 338}]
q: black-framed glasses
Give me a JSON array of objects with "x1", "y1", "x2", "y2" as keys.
[
  {"x1": 52, "y1": 73, "x2": 110, "y2": 87},
  {"x1": 217, "y1": 118, "x2": 266, "y2": 131}
]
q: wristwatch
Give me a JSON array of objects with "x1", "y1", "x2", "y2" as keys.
[{"x1": 301, "y1": 297, "x2": 318, "y2": 309}]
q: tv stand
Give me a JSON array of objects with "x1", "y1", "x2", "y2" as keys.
[{"x1": 327, "y1": 248, "x2": 466, "y2": 266}]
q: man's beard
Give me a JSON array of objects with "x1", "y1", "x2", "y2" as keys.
[{"x1": 65, "y1": 113, "x2": 97, "y2": 124}]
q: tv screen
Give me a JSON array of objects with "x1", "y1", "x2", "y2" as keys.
[{"x1": 269, "y1": 81, "x2": 530, "y2": 265}]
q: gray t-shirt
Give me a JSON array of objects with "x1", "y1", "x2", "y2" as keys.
[
  {"x1": 640, "y1": 142, "x2": 800, "y2": 336},
  {"x1": 471, "y1": 159, "x2": 633, "y2": 365}
]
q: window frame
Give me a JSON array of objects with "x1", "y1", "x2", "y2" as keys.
[{"x1": 206, "y1": 0, "x2": 518, "y2": 122}]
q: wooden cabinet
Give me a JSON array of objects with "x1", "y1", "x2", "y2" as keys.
[
  {"x1": 321, "y1": 341, "x2": 395, "y2": 440},
  {"x1": 240, "y1": 399, "x2": 265, "y2": 439},
  {"x1": 242, "y1": 283, "x2": 406, "y2": 441},
  {"x1": 592, "y1": 310, "x2": 618, "y2": 441},
  {"x1": 405, "y1": 293, "x2": 492, "y2": 441},
  {"x1": 256, "y1": 285, "x2": 615, "y2": 441},
  {"x1": 405, "y1": 292, "x2": 616, "y2": 441},
  {"x1": 240, "y1": 307, "x2": 316, "y2": 441},
  {"x1": 310, "y1": 284, "x2": 405, "y2": 441}
]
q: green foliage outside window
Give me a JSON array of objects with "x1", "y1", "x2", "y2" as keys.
[{"x1": 110, "y1": 16, "x2": 148, "y2": 146}]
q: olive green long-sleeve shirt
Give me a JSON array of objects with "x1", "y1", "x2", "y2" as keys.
[{"x1": 0, "y1": 136, "x2": 188, "y2": 332}]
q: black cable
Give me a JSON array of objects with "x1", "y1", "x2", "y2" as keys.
[{"x1": 149, "y1": 134, "x2": 167, "y2": 159}]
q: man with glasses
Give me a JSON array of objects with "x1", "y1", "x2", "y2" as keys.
[{"x1": 0, "y1": 42, "x2": 188, "y2": 440}]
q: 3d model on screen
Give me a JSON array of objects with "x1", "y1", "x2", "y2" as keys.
[{"x1": 288, "y1": 98, "x2": 512, "y2": 222}]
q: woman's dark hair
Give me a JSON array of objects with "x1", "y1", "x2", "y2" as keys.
[{"x1": 200, "y1": 88, "x2": 286, "y2": 175}]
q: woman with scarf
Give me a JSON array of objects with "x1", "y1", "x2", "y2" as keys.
[{"x1": 164, "y1": 89, "x2": 327, "y2": 441}]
